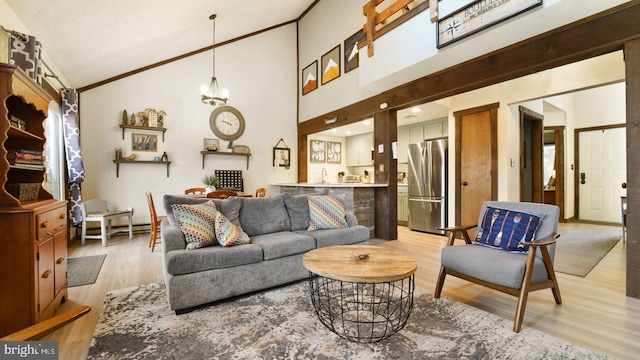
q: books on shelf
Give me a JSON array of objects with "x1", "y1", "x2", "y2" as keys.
[
  {"x1": 6, "y1": 150, "x2": 45, "y2": 169},
  {"x1": 7, "y1": 151, "x2": 44, "y2": 160}
]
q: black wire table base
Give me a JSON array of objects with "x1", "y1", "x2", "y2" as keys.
[{"x1": 307, "y1": 273, "x2": 415, "y2": 343}]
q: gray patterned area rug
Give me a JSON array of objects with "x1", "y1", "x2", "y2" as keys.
[{"x1": 88, "y1": 281, "x2": 608, "y2": 359}]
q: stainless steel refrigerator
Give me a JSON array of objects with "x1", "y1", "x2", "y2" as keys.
[{"x1": 407, "y1": 138, "x2": 448, "y2": 234}]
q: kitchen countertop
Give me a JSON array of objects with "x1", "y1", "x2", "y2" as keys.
[{"x1": 273, "y1": 183, "x2": 388, "y2": 188}]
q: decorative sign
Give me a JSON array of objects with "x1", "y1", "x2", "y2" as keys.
[{"x1": 437, "y1": 0, "x2": 543, "y2": 48}]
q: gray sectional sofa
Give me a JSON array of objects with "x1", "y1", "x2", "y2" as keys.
[{"x1": 161, "y1": 193, "x2": 370, "y2": 313}]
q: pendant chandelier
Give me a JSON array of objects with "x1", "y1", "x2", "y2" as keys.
[{"x1": 201, "y1": 14, "x2": 228, "y2": 106}]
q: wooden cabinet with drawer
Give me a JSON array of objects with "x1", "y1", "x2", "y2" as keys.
[{"x1": 0, "y1": 199, "x2": 68, "y2": 337}]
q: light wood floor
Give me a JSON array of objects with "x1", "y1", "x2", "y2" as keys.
[{"x1": 44, "y1": 222, "x2": 639, "y2": 359}]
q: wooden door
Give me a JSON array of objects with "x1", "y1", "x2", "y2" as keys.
[{"x1": 455, "y1": 103, "x2": 499, "y2": 225}]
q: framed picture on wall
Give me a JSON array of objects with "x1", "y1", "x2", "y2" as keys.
[
  {"x1": 273, "y1": 147, "x2": 290, "y2": 168},
  {"x1": 321, "y1": 45, "x2": 341, "y2": 85},
  {"x1": 327, "y1": 141, "x2": 342, "y2": 163},
  {"x1": 344, "y1": 29, "x2": 365, "y2": 73},
  {"x1": 132, "y1": 133, "x2": 158, "y2": 151},
  {"x1": 302, "y1": 61, "x2": 318, "y2": 95},
  {"x1": 310, "y1": 140, "x2": 326, "y2": 163}
]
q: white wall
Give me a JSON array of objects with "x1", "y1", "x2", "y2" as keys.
[
  {"x1": 298, "y1": 0, "x2": 629, "y2": 122},
  {"x1": 80, "y1": 24, "x2": 299, "y2": 224}
]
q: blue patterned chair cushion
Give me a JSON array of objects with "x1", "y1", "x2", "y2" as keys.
[{"x1": 474, "y1": 206, "x2": 542, "y2": 252}]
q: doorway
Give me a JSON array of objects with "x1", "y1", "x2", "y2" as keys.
[
  {"x1": 519, "y1": 106, "x2": 544, "y2": 203},
  {"x1": 543, "y1": 126, "x2": 566, "y2": 221}
]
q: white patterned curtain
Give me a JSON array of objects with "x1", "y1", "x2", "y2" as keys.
[{"x1": 62, "y1": 89, "x2": 85, "y2": 225}]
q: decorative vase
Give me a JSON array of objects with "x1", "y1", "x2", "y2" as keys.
[{"x1": 205, "y1": 186, "x2": 216, "y2": 194}]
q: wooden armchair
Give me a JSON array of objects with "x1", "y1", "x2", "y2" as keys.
[{"x1": 434, "y1": 201, "x2": 561, "y2": 333}]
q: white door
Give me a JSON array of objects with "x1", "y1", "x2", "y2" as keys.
[{"x1": 578, "y1": 127, "x2": 626, "y2": 222}]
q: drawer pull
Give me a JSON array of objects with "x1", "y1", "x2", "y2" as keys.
[
  {"x1": 56, "y1": 257, "x2": 64, "y2": 264},
  {"x1": 41, "y1": 221, "x2": 49, "y2": 229},
  {"x1": 42, "y1": 269, "x2": 52, "y2": 279},
  {"x1": 58, "y1": 213, "x2": 65, "y2": 219}
]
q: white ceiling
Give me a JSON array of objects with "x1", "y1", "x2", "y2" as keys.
[{"x1": 4, "y1": 0, "x2": 316, "y2": 88}]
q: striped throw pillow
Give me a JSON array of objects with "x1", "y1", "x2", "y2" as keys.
[
  {"x1": 307, "y1": 195, "x2": 348, "y2": 230},
  {"x1": 172, "y1": 200, "x2": 218, "y2": 250},
  {"x1": 215, "y1": 210, "x2": 250, "y2": 246}
]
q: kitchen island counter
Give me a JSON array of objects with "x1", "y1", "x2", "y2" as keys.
[
  {"x1": 273, "y1": 183, "x2": 384, "y2": 236},
  {"x1": 273, "y1": 182, "x2": 387, "y2": 188}
]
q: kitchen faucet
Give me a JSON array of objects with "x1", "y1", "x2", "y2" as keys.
[{"x1": 321, "y1": 168, "x2": 327, "y2": 183}]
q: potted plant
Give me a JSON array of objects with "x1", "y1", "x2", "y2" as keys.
[
  {"x1": 227, "y1": 140, "x2": 234, "y2": 152},
  {"x1": 202, "y1": 175, "x2": 218, "y2": 194}
]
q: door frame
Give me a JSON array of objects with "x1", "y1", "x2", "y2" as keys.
[
  {"x1": 454, "y1": 103, "x2": 499, "y2": 225},
  {"x1": 574, "y1": 123, "x2": 626, "y2": 221},
  {"x1": 545, "y1": 126, "x2": 566, "y2": 221},
  {"x1": 519, "y1": 106, "x2": 544, "y2": 203}
]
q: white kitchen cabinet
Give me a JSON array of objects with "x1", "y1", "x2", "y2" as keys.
[
  {"x1": 397, "y1": 127, "x2": 410, "y2": 163},
  {"x1": 424, "y1": 121, "x2": 443, "y2": 140},
  {"x1": 409, "y1": 125, "x2": 425, "y2": 144},
  {"x1": 346, "y1": 133, "x2": 373, "y2": 166},
  {"x1": 398, "y1": 186, "x2": 408, "y2": 224}
]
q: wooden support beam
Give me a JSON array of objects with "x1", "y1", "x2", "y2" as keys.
[{"x1": 430, "y1": 0, "x2": 439, "y2": 23}]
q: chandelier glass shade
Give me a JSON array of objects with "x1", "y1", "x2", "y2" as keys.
[{"x1": 201, "y1": 14, "x2": 228, "y2": 106}]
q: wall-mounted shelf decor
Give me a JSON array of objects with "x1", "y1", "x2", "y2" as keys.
[
  {"x1": 113, "y1": 159, "x2": 171, "y2": 177},
  {"x1": 200, "y1": 151, "x2": 251, "y2": 170},
  {"x1": 119, "y1": 124, "x2": 166, "y2": 141}
]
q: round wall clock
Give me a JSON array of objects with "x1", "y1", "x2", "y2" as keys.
[{"x1": 209, "y1": 106, "x2": 245, "y2": 141}]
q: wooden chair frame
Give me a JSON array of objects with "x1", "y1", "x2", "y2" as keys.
[
  {"x1": 435, "y1": 217, "x2": 562, "y2": 333},
  {"x1": 145, "y1": 191, "x2": 167, "y2": 252},
  {"x1": 206, "y1": 190, "x2": 238, "y2": 199}
]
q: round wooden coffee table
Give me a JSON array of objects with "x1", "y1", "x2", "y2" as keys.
[{"x1": 302, "y1": 245, "x2": 417, "y2": 343}]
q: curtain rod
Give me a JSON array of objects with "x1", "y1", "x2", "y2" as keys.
[
  {"x1": 42, "y1": 60, "x2": 70, "y2": 92},
  {"x1": 5, "y1": 27, "x2": 71, "y2": 91}
]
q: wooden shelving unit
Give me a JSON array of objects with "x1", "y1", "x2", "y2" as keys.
[
  {"x1": 200, "y1": 151, "x2": 251, "y2": 170},
  {"x1": 113, "y1": 159, "x2": 172, "y2": 177},
  {"x1": 0, "y1": 64, "x2": 68, "y2": 337}
]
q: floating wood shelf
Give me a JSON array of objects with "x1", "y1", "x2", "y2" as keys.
[
  {"x1": 119, "y1": 125, "x2": 167, "y2": 141},
  {"x1": 113, "y1": 160, "x2": 171, "y2": 177},
  {"x1": 200, "y1": 151, "x2": 251, "y2": 170}
]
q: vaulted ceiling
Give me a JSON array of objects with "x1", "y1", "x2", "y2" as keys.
[{"x1": 4, "y1": 0, "x2": 316, "y2": 88}]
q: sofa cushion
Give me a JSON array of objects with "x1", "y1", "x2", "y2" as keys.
[
  {"x1": 165, "y1": 244, "x2": 264, "y2": 276},
  {"x1": 239, "y1": 194, "x2": 291, "y2": 236},
  {"x1": 250, "y1": 231, "x2": 316, "y2": 260},
  {"x1": 296, "y1": 225, "x2": 370, "y2": 248},
  {"x1": 215, "y1": 210, "x2": 251, "y2": 246},
  {"x1": 474, "y1": 206, "x2": 542, "y2": 252},
  {"x1": 284, "y1": 193, "x2": 312, "y2": 231},
  {"x1": 171, "y1": 201, "x2": 218, "y2": 250},
  {"x1": 307, "y1": 194, "x2": 348, "y2": 230},
  {"x1": 164, "y1": 195, "x2": 241, "y2": 226}
]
